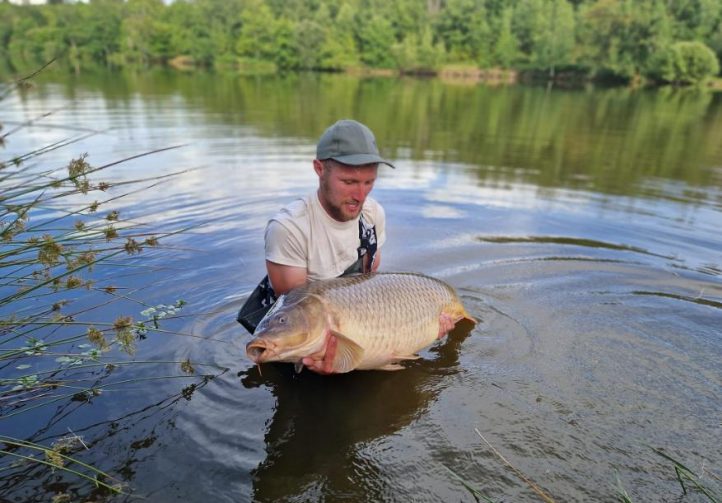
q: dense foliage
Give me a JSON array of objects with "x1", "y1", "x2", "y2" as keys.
[{"x1": 1, "y1": 0, "x2": 721, "y2": 83}]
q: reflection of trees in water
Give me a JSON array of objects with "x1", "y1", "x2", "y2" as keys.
[
  {"x1": 39, "y1": 71, "x2": 722, "y2": 200},
  {"x1": 0, "y1": 377, "x2": 216, "y2": 502},
  {"x1": 242, "y1": 322, "x2": 474, "y2": 502}
]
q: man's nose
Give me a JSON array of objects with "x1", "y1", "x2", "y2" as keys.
[{"x1": 352, "y1": 185, "x2": 367, "y2": 201}]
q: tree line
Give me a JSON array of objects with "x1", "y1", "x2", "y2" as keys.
[{"x1": 1, "y1": 0, "x2": 720, "y2": 84}]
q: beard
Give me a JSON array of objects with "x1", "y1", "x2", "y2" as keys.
[{"x1": 318, "y1": 179, "x2": 361, "y2": 222}]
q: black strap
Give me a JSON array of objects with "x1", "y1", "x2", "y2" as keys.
[{"x1": 357, "y1": 213, "x2": 378, "y2": 273}]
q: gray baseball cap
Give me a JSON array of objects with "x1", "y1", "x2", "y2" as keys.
[{"x1": 316, "y1": 119, "x2": 395, "y2": 168}]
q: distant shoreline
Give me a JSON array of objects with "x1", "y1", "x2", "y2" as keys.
[{"x1": 4, "y1": 57, "x2": 721, "y2": 91}]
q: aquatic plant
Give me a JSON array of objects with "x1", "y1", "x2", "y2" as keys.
[
  {"x1": 0, "y1": 66, "x2": 227, "y2": 499},
  {"x1": 442, "y1": 464, "x2": 496, "y2": 503},
  {"x1": 446, "y1": 428, "x2": 721, "y2": 503},
  {"x1": 442, "y1": 428, "x2": 556, "y2": 502},
  {"x1": 648, "y1": 446, "x2": 720, "y2": 503}
]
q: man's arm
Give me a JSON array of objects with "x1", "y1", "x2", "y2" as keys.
[
  {"x1": 371, "y1": 250, "x2": 381, "y2": 272},
  {"x1": 266, "y1": 260, "x2": 307, "y2": 295}
]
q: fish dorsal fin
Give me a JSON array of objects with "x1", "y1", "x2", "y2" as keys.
[{"x1": 329, "y1": 330, "x2": 364, "y2": 373}]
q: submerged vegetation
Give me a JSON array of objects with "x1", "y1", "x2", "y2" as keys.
[
  {"x1": 0, "y1": 68, "x2": 227, "y2": 499},
  {"x1": 446, "y1": 429, "x2": 721, "y2": 503},
  {"x1": 0, "y1": 0, "x2": 721, "y2": 85}
]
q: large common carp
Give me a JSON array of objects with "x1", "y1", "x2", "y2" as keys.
[{"x1": 245, "y1": 272, "x2": 475, "y2": 373}]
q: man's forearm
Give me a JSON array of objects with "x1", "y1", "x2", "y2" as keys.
[{"x1": 266, "y1": 260, "x2": 307, "y2": 295}]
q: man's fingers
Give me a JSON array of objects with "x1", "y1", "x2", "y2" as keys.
[
  {"x1": 322, "y1": 336, "x2": 338, "y2": 373},
  {"x1": 301, "y1": 335, "x2": 338, "y2": 374}
]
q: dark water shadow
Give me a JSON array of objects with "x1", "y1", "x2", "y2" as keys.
[
  {"x1": 0, "y1": 377, "x2": 216, "y2": 502},
  {"x1": 631, "y1": 290, "x2": 722, "y2": 310},
  {"x1": 477, "y1": 235, "x2": 675, "y2": 260},
  {"x1": 239, "y1": 321, "x2": 474, "y2": 502}
]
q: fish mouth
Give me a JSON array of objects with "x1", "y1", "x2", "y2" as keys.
[{"x1": 246, "y1": 340, "x2": 276, "y2": 363}]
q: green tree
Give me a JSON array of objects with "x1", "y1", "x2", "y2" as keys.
[
  {"x1": 668, "y1": 0, "x2": 722, "y2": 41},
  {"x1": 6, "y1": 17, "x2": 37, "y2": 68},
  {"x1": 275, "y1": 17, "x2": 299, "y2": 70},
  {"x1": 194, "y1": 0, "x2": 245, "y2": 68},
  {"x1": 294, "y1": 4, "x2": 329, "y2": 70},
  {"x1": 356, "y1": 14, "x2": 397, "y2": 68},
  {"x1": 493, "y1": 7, "x2": 520, "y2": 68},
  {"x1": 116, "y1": 0, "x2": 171, "y2": 65},
  {"x1": 577, "y1": 0, "x2": 674, "y2": 81},
  {"x1": 165, "y1": 1, "x2": 215, "y2": 65},
  {"x1": 513, "y1": 0, "x2": 543, "y2": 61},
  {"x1": 533, "y1": 0, "x2": 575, "y2": 76},
  {"x1": 709, "y1": 25, "x2": 722, "y2": 72},
  {"x1": 78, "y1": 2, "x2": 122, "y2": 66},
  {"x1": 650, "y1": 40, "x2": 720, "y2": 83},
  {"x1": 434, "y1": 0, "x2": 491, "y2": 64},
  {"x1": 235, "y1": 0, "x2": 279, "y2": 63},
  {"x1": 514, "y1": 0, "x2": 575, "y2": 74},
  {"x1": 318, "y1": 3, "x2": 360, "y2": 70},
  {"x1": 392, "y1": 24, "x2": 445, "y2": 72}
]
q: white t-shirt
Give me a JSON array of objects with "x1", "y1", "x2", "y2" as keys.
[{"x1": 264, "y1": 193, "x2": 386, "y2": 281}]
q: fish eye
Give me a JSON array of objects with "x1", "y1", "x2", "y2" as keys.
[{"x1": 277, "y1": 315, "x2": 287, "y2": 325}]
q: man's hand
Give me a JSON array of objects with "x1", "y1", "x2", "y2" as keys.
[
  {"x1": 437, "y1": 312, "x2": 456, "y2": 339},
  {"x1": 302, "y1": 334, "x2": 338, "y2": 374}
]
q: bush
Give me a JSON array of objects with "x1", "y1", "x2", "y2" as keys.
[{"x1": 649, "y1": 41, "x2": 720, "y2": 84}]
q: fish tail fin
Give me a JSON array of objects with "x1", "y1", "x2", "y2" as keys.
[{"x1": 449, "y1": 302, "x2": 477, "y2": 325}]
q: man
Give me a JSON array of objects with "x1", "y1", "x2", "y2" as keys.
[
  {"x1": 238, "y1": 119, "x2": 391, "y2": 373},
  {"x1": 238, "y1": 119, "x2": 454, "y2": 374},
  {"x1": 265, "y1": 119, "x2": 391, "y2": 296}
]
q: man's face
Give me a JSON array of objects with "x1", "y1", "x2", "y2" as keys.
[{"x1": 314, "y1": 160, "x2": 378, "y2": 222}]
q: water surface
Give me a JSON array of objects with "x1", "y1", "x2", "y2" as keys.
[{"x1": 1, "y1": 70, "x2": 721, "y2": 502}]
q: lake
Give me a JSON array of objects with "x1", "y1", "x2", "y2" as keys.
[{"x1": 1, "y1": 69, "x2": 721, "y2": 502}]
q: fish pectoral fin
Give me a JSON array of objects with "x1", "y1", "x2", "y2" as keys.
[
  {"x1": 378, "y1": 363, "x2": 406, "y2": 371},
  {"x1": 377, "y1": 355, "x2": 420, "y2": 371},
  {"x1": 378, "y1": 354, "x2": 421, "y2": 370},
  {"x1": 328, "y1": 330, "x2": 364, "y2": 373},
  {"x1": 392, "y1": 354, "x2": 421, "y2": 361}
]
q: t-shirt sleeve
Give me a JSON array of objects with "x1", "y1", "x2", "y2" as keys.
[{"x1": 264, "y1": 220, "x2": 307, "y2": 268}]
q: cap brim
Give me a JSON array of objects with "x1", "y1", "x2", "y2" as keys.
[{"x1": 330, "y1": 153, "x2": 396, "y2": 169}]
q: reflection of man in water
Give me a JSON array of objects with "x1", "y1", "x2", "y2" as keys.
[{"x1": 242, "y1": 324, "x2": 472, "y2": 502}]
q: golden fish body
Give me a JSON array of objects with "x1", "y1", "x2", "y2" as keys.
[{"x1": 246, "y1": 272, "x2": 475, "y2": 373}]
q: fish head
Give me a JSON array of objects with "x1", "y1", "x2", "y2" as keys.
[{"x1": 246, "y1": 293, "x2": 327, "y2": 364}]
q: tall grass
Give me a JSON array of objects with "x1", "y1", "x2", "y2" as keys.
[{"x1": 1, "y1": 67, "x2": 227, "y2": 499}]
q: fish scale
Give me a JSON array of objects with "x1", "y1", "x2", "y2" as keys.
[{"x1": 246, "y1": 272, "x2": 475, "y2": 372}]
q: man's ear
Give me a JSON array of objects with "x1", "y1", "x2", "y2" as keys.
[{"x1": 313, "y1": 159, "x2": 324, "y2": 177}]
